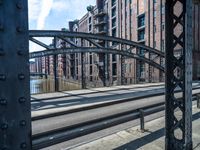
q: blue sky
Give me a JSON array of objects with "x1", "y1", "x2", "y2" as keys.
[{"x1": 28, "y1": 0, "x2": 96, "y2": 51}]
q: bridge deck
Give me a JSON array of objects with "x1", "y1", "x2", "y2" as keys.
[{"x1": 54, "y1": 104, "x2": 200, "y2": 150}]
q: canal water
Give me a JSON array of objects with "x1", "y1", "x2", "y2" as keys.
[{"x1": 30, "y1": 77, "x2": 81, "y2": 94}]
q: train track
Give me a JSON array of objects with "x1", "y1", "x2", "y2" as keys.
[{"x1": 32, "y1": 88, "x2": 200, "y2": 149}]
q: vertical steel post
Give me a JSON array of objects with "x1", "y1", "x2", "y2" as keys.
[
  {"x1": 165, "y1": 0, "x2": 193, "y2": 149},
  {"x1": 197, "y1": 94, "x2": 200, "y2": 109},
  {"x1": 81, "y1": 39, "x2": 86, "y2": 89},
  {"x1": 104, "y1": 42, "x2": 109, "y2": 86},
  {"x1": 121, "y1": 55, "x2": 126, "y2": 85},
  {"x1": 53, "y1": 38, "x2": 59, "y2": 91},
  {"x1": 0, "y1": 0, "x2": 32, "y2": 149},
  {"x1": 139, "y1": 109, "x2": 145, "y2": 133}
]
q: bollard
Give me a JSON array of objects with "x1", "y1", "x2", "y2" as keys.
[
  {"x1": 197, "y1": 94, "x2": 200, "y2": 109},
  {"x1": 139, "y1": 109, "x2": 145, "y2": 133}
]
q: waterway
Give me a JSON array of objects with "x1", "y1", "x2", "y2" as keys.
[{"x1": 30, "y1": 78, "x2": 81, "y2": 94}]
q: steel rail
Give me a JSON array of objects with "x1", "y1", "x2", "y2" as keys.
[{"x1": 32, "y1": 95, "x2": 198, "y2": 150}]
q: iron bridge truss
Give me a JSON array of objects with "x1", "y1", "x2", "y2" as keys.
[{"x1": 29, "y1": 30, "x2": 165, "y2": 87}]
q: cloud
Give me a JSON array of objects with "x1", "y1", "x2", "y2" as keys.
[
  {"x1": 52, "y1": 1, "x2": 69, "y2": 12},
  {"x1": 28, "y1": 0, "x2": 41, "y2": 21},
  {"x1": 37, "y1": 0, "x2": 54, "y2": 29},
  {"x1": 28, "y1": 0, "x2": 96, "y2": 52}
]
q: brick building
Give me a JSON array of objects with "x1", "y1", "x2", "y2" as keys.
[{"x1": 33, "y1": 0, "x2": 200, "y2": 87}]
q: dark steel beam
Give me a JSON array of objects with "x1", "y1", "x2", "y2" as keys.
[
  {"x1": 85, "y1": 38, "x2": 103, "y2": 48},
  {"x1": 81, "y1": 39, "x2": 86, "y2": 89},
  {"x1": 57, "y1": 36, "x2": 78, "y2": 47},
  {"x1": 53, "y1": 38, "x2": 59, "y2": 92},
  {"x1": 29, "y1": 47, "x2": 164, "y2": 72},
  {"x1": 0, "y1": 1, "x2": 32, "y2": 149},
  {"x1": 29, "y1": 37, "x2": 51, "y2": 50},
  {"x1": 29, "y1": 30, "x2": 165, "y2": 57},
  {"x1": 165, "y1": 0, "x2": 193, "y2": 149}
]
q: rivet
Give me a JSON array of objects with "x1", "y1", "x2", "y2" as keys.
[
  {"x1": 16, "y1": 27, "x2": 23, "y2": 33},
  {"x1": 0, "y1": 49, "x2": 5, "y2": 56},
  {"x1": 20, "y1": 120, "x2": 26, "y2": 126},
  {"x1": 17, "y1": 50, "x2": 24, "y2": 56},
  {"x1": 20, "y1": 143, "x2": 27, "y2": 149},
  {"x1": 0, "y1": 23, "x2": 3, "y2": 31},
  {"x1": 18, "y1": 74, "x2": 25, "y2": 80},
  {"x1": 1, "y1": 147, "x2": 7, "y2": 150},
  {"x1": 1, "y1": 123, "x2": 8, "y2": 130},
  {"x1": 0, "y1": 98, "x2": 7, "y2": 105},
  {"x1": 18, "y1": 97, "x2": 26, "y2": 103},
  {"x1": 0, "y1": 74, "x2": 6, "y2": 81},
  {"x1": 16, "y1": 3, "x2": 23, "y2": 9}
]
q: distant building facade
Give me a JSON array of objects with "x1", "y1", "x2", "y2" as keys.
[{"x1": 32, "y1": 0, "x2": 200, "y2": 87}]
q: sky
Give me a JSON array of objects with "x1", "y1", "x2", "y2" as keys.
[{"x1": 28, "y1": 0, "x2": 96, "y2": 52}]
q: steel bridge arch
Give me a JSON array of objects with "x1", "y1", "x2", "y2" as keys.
[
  {"x1": 29, "y1": 30, "x2": 164, "y2": 57},
  {"x1": 29, "y1": 30, "x2": 165, "y2": 72},
  {"x1": 30, "y1": 47, "x2": 165, "y2": 71}
]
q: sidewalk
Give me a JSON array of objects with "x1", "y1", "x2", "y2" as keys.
[
  {"x1": 31, "y1": 82, "x2": 164, "y2": 100},
  {"x1": 69, "y1": 105, "x2": 200, "y2": 150}
]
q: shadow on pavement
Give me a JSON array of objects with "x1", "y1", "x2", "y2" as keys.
[{"x1": 114, "y1": 111, "x2": 200, "y2": 150}]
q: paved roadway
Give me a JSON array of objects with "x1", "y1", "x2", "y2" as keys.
[
  {"x1": 31, "y1": 82, "x2": 200, "y2": 118},
  {"x1": 31, "y1": 82, "x2": 200, "y2": 137},
  {"x1": 67, "y1": 104, "x2": 200, "y2": 150}
]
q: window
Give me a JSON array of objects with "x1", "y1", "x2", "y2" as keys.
[
  {"x1": 154, "y1": 41, "x2": 156, "y2": 48},
  {"x1": 90, "y1": 76, "x2": 93, "y2": 81},
  {"x1": 90, "y1": 55, "x2": 92, "y2": 64},
  {"x1": 112, "y1": 7, "x2": 116, "y2": 17},
  {"x1": 112, "y1": 63, "x2": 117, "y2": 76},
  {"x1": 140, "y1": 63, "x2": 145, "y2": 79},
  {"x1": 112, "y1": 28, "x2": 117, "y2": 37},
  {"x1": 129, "y1": 64, "x2": 132, "y2": 73},
  {"x1": 162, "y1": 23, "x2": 165, "y2": 31},
  {"x1": 112, "y1": 54, "x2": 117, "y2": 62},
  {"x1": 161, "y1": 40, "x2": 165, "y2": 52},
  {"x1": 89, "y1": 24, "x2": 92, "y2": 31},
  {"x1": 139, "y1": 48, "x2": 145, "y2": 57},
  {"x1": 112, "y1": 0, "x2": 116, "y2": 6},
  {"x1": 162, "y1": 5, "x2": 165, "y2": 15},
  {"x1": 154, "y1": 25, "x2": 156, "y2": 33},
  {"x1": 138, "y1": 29, "x2": 145, "y2": 41},
  {"x1": 153, "y1": 11, "x2": 157, "y2": 18},
  {"x1": 138, "y1": 14, "x2": 145, "y2": 28},
  {"x1": 112, "y1": 18, "x2": 116, "y2": 27},
  {"x1": 90, "y1": 66, "x2": 93, "y2": 75},
  {"x1": 89, "y1": 17, "x2": 92, "y2": 24}
]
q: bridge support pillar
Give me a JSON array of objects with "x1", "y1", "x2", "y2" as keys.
[
  {"x1": 104, "y1": 53, "x2": 109, "y2": 86},
  {"x1": 165, "y1": 0, "x2": 193, "y2": 149},
  {"x1": 81, "y1": 52, "x2": 86, "y2": 89},
  {"x1": 0, "y1": 0, "x2": 32, "y2": 149},
  {"x1": 121, "y1": 55, "x2": 126, "y2": 85},
  {"x1": 53, "y1": 38, "x2": 59, "y2": 92}
]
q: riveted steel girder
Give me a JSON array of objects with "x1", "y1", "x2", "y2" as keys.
[
  {"x1": 165, "y1": 0, "x2": 193, "y2": 149},
  {"x1": 0, "y1": 0, "x2": 32, "y2": 149},
  {"x1": 29, "y1": 30, "x2": 165, "y2": 57}
]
